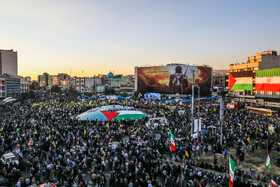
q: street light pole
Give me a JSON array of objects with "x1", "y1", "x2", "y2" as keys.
[
  {"x1": 93, "y1": 75, "x2": 96, "y2": 95},
  {"x1": 197, "y1": 86, "x2": 200, "y2": 118},
  {"x1": 219, "y1": 93, "x2": 224, "y2": 146},
  {"x1": 191, "y1": 70, "x2": 195, "y2": 136}
]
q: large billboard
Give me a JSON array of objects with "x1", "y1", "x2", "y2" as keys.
[{"x1": 136, "y1": 64, "x2": 212, "y2": 95}]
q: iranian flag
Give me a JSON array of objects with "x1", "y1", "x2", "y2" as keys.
[
  {"x1": 255, "y1": 68, "x2": 280, "y2": 91},
  {"x1": 271, "y1": 180, "x2": 279, "y2": 187},
  {"x1": 229, "y1": 156, "x2": 236, "y2": 187},
  {"x1": 229, "y1": 71, "x2": 253, "y2": 91},
  {"x1": 170, "y1": 131, "x2": 176, "y2": 151},
  {"x1": 266, "y1": 148, "x2": 271, "y2": 168}
]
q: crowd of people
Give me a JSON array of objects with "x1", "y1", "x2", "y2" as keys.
[{"x1": 0, "y1": 91, "x2": 279, "y2": 187}]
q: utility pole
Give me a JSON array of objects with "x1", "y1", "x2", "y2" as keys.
[
  {"x1": 191, "y1": 70, "x2": 195, "y2": 136},
  {"x1": 197, "y1": 86, "x2": 200, "y2": 117},
  {"x1": 219, "y1": 90, "x2": 225, "y2": 146},
  {"x1": 93, "y1": 75, "x2": 96, "y2": 95}
]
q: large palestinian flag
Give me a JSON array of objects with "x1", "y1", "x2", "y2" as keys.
[
  {"x1": 255, "y1": 68, "x2": 280, "y2": 91},
  {"x1": 77, "y1": 105, "x2": 147, "y2": 121},
  {"x1": 229, "y1": 71, "x2": 253, "y2": 91}
]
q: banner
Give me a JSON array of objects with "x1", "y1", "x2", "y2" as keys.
[
  {"x1": 194, "y1": 119, "x2": 199, "y2": 133},
  {"x1": 256, "y1": 68, "x2": 280, "y2": 92},
  {"x1": 136, "y1": 65, "x2": 212, "y2": 94},
  {"x1": 229, "y1": 71, "x2": 253, "y2": 91}
]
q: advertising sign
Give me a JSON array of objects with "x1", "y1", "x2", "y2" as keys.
[
  {"x1": 265, "y1": 102, "x2": 280, "y2": 108},
  {"x1": 194, "y1": 118, "x2": 202, "y2": 133},
  {"x1": 145, "y1": 93, "x2": 161, "y2": 100},
  {"x1": 136, "y1": 65, "x2": 212, "y2": 94}
]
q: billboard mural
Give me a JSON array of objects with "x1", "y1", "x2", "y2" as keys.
[
  {"x1": 229, "y1": 71, "x2": 253, "y2": 91},
  {"x1": 136, "y1": 65, "x2": 212, "y2": 95},
  {"x1": 255, "y1": 68, "x2": 280, "y2": 92}
]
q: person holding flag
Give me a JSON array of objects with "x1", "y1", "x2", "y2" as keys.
[
  {"x1": 229, "y1": 156, "x2": 236, "y2": 187},
  {"x1": 185, "y1": 150, "x2": 189, "y2": 158},
  {"x1": 271, "y1": 179, "x2": 279, "y2": 187},
  {"x1": 170, "y1": 130, "x2": 176, "y2": 151},
  {"x1": 266, "y1": 147, "x2": 271, "y2": 168}
]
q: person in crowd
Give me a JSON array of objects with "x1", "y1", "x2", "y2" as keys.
[{"x1": 0, "y1": 90, "x2": 278, "y2": 186}]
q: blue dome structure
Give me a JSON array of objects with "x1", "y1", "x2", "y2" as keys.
[{"x1": 107, "y1": 71, "x2": 115, "y2": 78}]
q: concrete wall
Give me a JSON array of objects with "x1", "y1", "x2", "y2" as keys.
[
  {"x1": 1, "y1": 50, "x2": 18, "y2": 76},
  {"x1": 85, "y1": 77, "x2": 102, "y2": 87},
  {"x1": 259, "y1": 55, "x2": 280, "y2": 70}
]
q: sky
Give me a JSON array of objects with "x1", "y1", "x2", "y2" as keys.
[{"x1": 0, "y1": 0, "x2": 280, "y2": 80}]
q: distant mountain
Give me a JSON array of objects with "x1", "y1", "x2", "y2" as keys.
[{"x1": 213, "y1": 69, "x2": 228, "y2": 75}]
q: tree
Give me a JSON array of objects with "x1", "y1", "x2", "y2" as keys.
[
  {"x1": 121, "y1": 92, "x2": 128, "y2": 97},
  {"x1": 51, "y1": 85, "x2": 62, "y2": 93},
  {"x1": 20, "y1": 90, "x2": 35, "y2": 101},
  {"x1": 65, "y1": 86, "x2": 78, "y2": 99},
  {"x1": 30, "y1": 81, "x2": 39, "y2": 90},
  {"x1": 105, "y1": 88, "x2": 115, "y2": 95}
]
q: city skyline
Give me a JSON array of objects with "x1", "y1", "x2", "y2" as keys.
[{"x1": 1, "y1": 0, "x2": 280, "y2": 80}]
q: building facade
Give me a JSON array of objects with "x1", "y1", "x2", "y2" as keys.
[
  {"x1": 120, "y1": 79, "x2": 135, "y2": 95},
  {"x1": 38, "y1": 73, "x2": 50, "y2": 87},
  {"x1": 74, "y1": 76, "x2": 102, "y2": 93},
  {"x1": 0, "y1": 77, "x2": 5, "y2": 98},
  {"x1": 20, "y1": 77, "x2": 31, "y2": 93},
  {"x1": 0, "y1": 49, "x2": 18, "y2": 76},
  {"x1": 228, "y1": 51, "x2": 280, "y2": 96},
  {"x1": 52, "y1": 75, "x2": 59, "y2": 86},
  {"x1": 5, "y1": 76, "x2": 20, "y2": 98},
  {"x1": 228, "y1": 51, "x2": 280, "y2": 109},
  {"x1": 213, "y1": 72, "x2": 228, "y2": 88}
]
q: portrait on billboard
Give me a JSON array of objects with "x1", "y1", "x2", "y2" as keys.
[
  {"x1": 136, "y1": 64, "x2": 211, "y2": 95},
  {"x1": 169, "y1": 65, "x2": 188, "y2": 94}
]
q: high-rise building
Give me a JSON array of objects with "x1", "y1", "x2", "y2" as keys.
[
  {"x1": 0, "y1": 49, "x2": 18, "y2": 76},
  {"x1": 20, "y1": 76, "x2": 31, "y2": 93},
  {"x1": 5, "y1": 75, "x2": 20, "y2": 98},
  {"x1": 74, "y1": 76, "x2": 102, "y2": 93},
  {"x1": 213, "y1": 71, "x2": 228, "y2": 88},
  {"x1": 38, "y1": 73, "x2": 50, "y2": 87}
]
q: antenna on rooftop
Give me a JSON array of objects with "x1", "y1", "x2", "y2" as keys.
[{"x1": 235, "y1": 57, "x2": 239, "y2": 64}]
